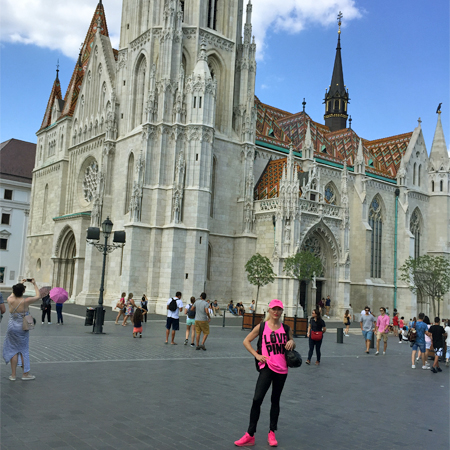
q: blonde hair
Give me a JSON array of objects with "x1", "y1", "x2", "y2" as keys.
[
  {"x1": 128, "y1": 293, "x2": 133, "y2": 300},
  {"x1": 264, "y1": 311, "x2": 270, "y2": 322}
]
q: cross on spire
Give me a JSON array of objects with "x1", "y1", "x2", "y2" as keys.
[
  {"x1": 56, "y1": 59, "x2": 60, "y2": 79},
  {"x1": 337, "y1": 11, "x2": 343, "y2": 34}
]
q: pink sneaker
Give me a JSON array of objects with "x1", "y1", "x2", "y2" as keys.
[
  {"x1": 234, "y1": 432, "x2": 255, "y2": 447},
  {"x1": 268, "y1": 431, "x2": 278, "y2": 447}
]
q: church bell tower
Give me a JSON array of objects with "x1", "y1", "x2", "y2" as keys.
[{"x1": 324, "y1": 12, "x2": 350, "y2": 132}]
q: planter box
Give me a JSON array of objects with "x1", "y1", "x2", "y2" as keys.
[
  {"x1": 242, "y1": 312, "x2": 265, "y2": 330},
  {"x1": 283, "y1": 316, "x2": 308, "y2": 338}
]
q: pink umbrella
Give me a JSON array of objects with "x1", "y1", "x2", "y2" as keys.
[{"x1": 49, "y1": 287, "x2": 69, "y2": 304}]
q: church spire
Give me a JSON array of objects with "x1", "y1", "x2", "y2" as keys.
[
  {"x1": 39, "y1": 63, "x2": 63, "y2": 130},
  {"x1": 324, "y1": 11, "x2": 349, "y2": 132},
  {"x1": 429, "y1": 109, "x2": 449, "y2": 163}
]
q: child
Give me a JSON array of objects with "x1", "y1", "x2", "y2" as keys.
[
  {"x1": 133, "y1": 308, "x2": 143, "y2": 338},
  {"x1": 427, "y1": 317, "x2": 447, "y2": 373}
]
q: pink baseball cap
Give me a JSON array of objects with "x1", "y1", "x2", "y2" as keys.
[{"x1": 269, "y1": 299, "x2": 284, "y2": 310}]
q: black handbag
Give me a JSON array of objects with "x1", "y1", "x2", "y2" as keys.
[{"x1": 285, "y1": 349, "x2": 302, "y2": 368}]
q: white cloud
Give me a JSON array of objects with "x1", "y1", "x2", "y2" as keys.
[
  {"x1": 0, "y1": 0, "x2": 122, "y2": 58},
  {"x1": 0, "y1": 0, "x2": 361, "y2": 60}
]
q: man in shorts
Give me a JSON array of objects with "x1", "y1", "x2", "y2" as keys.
[
  {"x1": 325, "y1": 295, "x2": 331, "y2": 318},
  {"x1": 375, "y1": 307, "x2": 390, "y2": 355},
  {"x1": 411, "y1": 312, "x2": 429, "y2": 369},
  {"x1": 192, "y1": 292, "x2": 211, "y2": 350},
  {"x1": 360, "y1": 307, "x2": 375, "y2": 354},
  {"x1": 427, "y1": 317, "x2": 447, "y2": 373},
  {"x1": 165, "y1": 291, "x2": 183, "y2": 345}
]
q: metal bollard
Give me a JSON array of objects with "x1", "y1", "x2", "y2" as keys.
[
  {"x1": 337, "y1": 327, "x2": 344, "y2": 343},
  {"x1": 222, "y1": 310, "x2": 226, "y2": 327},
  {"x1": 370, "y1": 332, "x2": 375, "y2": 348}
]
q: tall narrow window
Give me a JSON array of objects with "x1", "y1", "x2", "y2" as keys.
[
  {"x1": 208, "y1": 0, "x2": 218, "y2": 30},
  {"x1": 410, "y1": 209, "x2": 421, "y2": 260},
  {"x1": 440, "y1": 180, "x2": 444, "y2": 191},
  {"x1": 133, "y1": 56, "x2": 147, "y2": 128},
  {"x1": 207, "y1": 244, "x2": 212, "y2": 280},
  {"x1": 42, "y1": 184, "x2": 48, "y2": 224},
  {"x1": 413, "y1": 163, "x2": 416, "y2": 185},
  {"x1": 210, "y1": 157, "x2": 216, "y2": 217},
  {"x1": 125, "y1": 153, "x2": 134, "y2": 214},
  {"x1": 369, "y1": 197, "x2": 382, "y2": 278},
  {"x1": 432, "y1": 180, "x2": 435, "y2": 192},
  {"x1": 418, "y1": 164, "x2": 421, "y2": 186}
]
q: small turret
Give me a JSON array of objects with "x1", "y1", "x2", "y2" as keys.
[{"x1": 354, "y1": 138, "x2": 365, "y2": 175}]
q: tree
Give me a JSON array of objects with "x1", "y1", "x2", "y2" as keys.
[
  {"x1": 283, "y1": 251, "x2": 323, "y2": 317},
  {"x1": 399, "y1": 255, "x2": 450, "y2": 317},
  {"x1": 245, "y1": 253, "x2": 276, "y2": 312}
]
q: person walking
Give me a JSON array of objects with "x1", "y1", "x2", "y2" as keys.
[
  {"x1": 141, "y1": 294, "x2": 148, "y2": 323},
  {"x1": 122, "y1": 293, "x2": 137, "y2": 326},
  {"x1": 3, "y1": 279, "x2": 41, "y2": 381},
  {"x1": 132, "y1": 308, "x2": 143, "y2": 338},
  {"x1": 416, "y1": 316, "x2": 431, "y2": 363},
  {"x1": 56, "y1": 302, "x2": 64, "y2": 325},
  {"x1": 234, "y1": 300, "x2": 295, "y2": 448},
  {"x1": 360, "y1": 307, "x2": 376, "y2": 354},
  {"x1": 375, "y1": 307, "x2": 390, "y2": 355},
  {"x1": 165, "y1": 292, "x2": 183, "y2": 344},
  {"x1": 115, "y1": 293, "x2": 126, "y2": 325},
  {"x1": 325, "y1": 295, "x2": 331, "y2": 318},
  {"x1": 41, "y1": 293, "x2": 52, "y2": 324},
  {"x1": 427, "y1": 317, "x2": 447, "y2": 374},
  {"x1": 392, "y1": 313, "x2": 399, "y2": 337},
  {"x1": 184, "y1": 297, "x2": 196, "y2": 346},
  {"x1": 306, "y1": 308, "x2": 326, "y2": 365},
  {"x1": 411, "y1": 313, "x2": 429, "y2": 370},
  {"x1": 192, "y1": 293, "x2": 211, "y2": 351},
  {"x1": 343, "y1": 310, "x2": 351, "y2": 336}
]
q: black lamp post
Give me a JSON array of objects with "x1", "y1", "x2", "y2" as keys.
[{"x1": 86, "y1": 217, "x2": 126, "y2": 334}]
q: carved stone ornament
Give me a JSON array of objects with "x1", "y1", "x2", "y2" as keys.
[{"x1": 82, "y1": 161, "x2": 99, "y2": 203}]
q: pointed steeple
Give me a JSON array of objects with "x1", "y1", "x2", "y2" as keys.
[
  {"x1": 61, "y1": 1, "x2": 110, "y2": 117},
  {"x1": 429, "y1": 111, "x2": 449, "y2": 163},
  {"x1": 324, "y1": 12, "x2": 349, "y2": 132},
  {"x1": 40, "y1": 66, "x2": 63, "y2": 130}
]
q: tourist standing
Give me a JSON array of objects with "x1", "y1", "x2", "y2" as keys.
[
  {"x1": 343, "y1": 310, "x2": 351, "y2": 336},
  {"x1": 249, "y1": 300, "x2": 256, "y2": 314},
  {"x1": 444, "y1": 320, "x2": 450, "y2": 367},
  {"x1": 306, "y1": 308, "x2": 326, "y2": 365},
  {"x1": 398, "y1": 316, "x2": 405, "y2": 342},
  {"x1": 141, "y1": 294, "x2": 148, "y2": 323},
  {"x1": 234, "y1": 300, "x2": 295, "y2": 448},
  {"x1": 115, "y1": 292, "x2": 126, "y2": 324},
  {"x1": 132, "y1": 308, "x2": 143, "y2": 338},
  {"x1": 360, "y1": 307, "x2": 375, "y2": 354},
  {"x1": 325, "y1": 295, "x2": 331, "y2": 318},
  {"x1": 427, "y1": 317, "x2": 447, "y2": 373},
  {"x1": 165, "y1": 291, "x2": 183, "y2": 344},
  {"x1": 392, "y1": 313, "x2": 399, "y2": 336},
  {"x1": 3, "y1": 279, "x2": 41, "y2": 381},
  {"x1": 122, "y1": 293, "x2": 136, "y2": 326},
  {"x1": 192, "y1": 293, "x2": 210, "y2": 351},
  {"x1": 411, "y1": 313, "x2": 429, "y2": 369},
  {"x1": 41, "y1": 293, "x2": 52, "y2": 324},
  {"x1": 56, "y1": 302, "x2": 64, "y2": 325},
  {"x1": 184, "y1": 297, "x2": 196, "y2": 346},
  {"x1": 375, "y1": 307, "x2": 390, "y2": 355}
]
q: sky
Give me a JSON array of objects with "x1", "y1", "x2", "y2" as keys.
[{"x1": 1, "y1": 0, "x2": 449, "y2": 155}]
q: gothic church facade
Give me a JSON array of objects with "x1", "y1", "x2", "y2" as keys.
[{"x1": 27, "y1": 0, "x2": 450, "y2": 318}]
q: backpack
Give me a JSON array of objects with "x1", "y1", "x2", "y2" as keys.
[
  {"x1": 407, "y1": 327, "x2": 416, "y2": 342},
  {"x1": 187, "y1": 304, "x2": 196, "y2": 319},
  {"x1": 255, "y1": 321, "x2": 291, "y2": 372},
  {"x1": 168, "y1": 298, "x2": 178, "y2": 312}
]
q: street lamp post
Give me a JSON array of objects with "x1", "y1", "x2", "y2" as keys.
[{"x1": 86, "y1": 217, "x2": 126, "y2": 334}]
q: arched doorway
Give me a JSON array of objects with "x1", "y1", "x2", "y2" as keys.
[{"x1": 54, "y1": 227, "x2": 77, "y2": 297}]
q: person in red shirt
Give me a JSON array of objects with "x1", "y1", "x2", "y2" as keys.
[{"x1": 392, "y1": 313, "x2": 399, "y2": 337}]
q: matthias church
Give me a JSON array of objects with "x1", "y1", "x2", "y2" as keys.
[{"x1": 27, "y1": 1, "x2": 450, "y2": 318}]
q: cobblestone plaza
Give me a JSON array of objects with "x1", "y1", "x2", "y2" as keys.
[{"x1": 1, "y1": 306, "x2": 449, "y2": 450}]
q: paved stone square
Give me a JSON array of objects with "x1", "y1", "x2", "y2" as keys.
[{"x1": 1, "y1": 307, "x2": 449, "y2": 450}]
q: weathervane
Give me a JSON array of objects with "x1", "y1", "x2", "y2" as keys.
[{"x1": 337, "y1": 11, "x2": 343, "y2": 34}]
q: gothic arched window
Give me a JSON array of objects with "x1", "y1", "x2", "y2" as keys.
[
  {"x1": 207, "y1": 0, "x2": 218, "y2": 30},
  {"x1": 413, "y1": 162, "x2": 416, "y2": 185},
  {"x1": 410, "y1": 209, "x2": 421, "y2": 260},
  {"x1": 440, "y1": 180, "x2": 444, "y2": 191},
  {"x1": 369, "y1": 197, "x2": 383, "y2": 278},
  {"x1": 133, "y1": 56, "x2": 147, "y2": 128},
  {"x1": 124, "y1": 153, "x2": 134, "y2": 214},
  {"x1": 324, "y1": 183, "x2": 336, "y2": 205},
  {"x1": 418, "y1": 164, "x2": 422, "y2": 186}
]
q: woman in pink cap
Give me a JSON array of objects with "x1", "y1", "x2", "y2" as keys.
[{"x1": 234, "y1": 299, "x2": 295, "y2": 448}]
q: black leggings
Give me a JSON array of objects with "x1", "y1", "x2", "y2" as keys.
[
  {"x1": 247, "y1": 366, "x2": 287, "y2": 436},
  {"x1": 142, "y1": 308, "x2": 148, "y2": 322},
  {"x1": 308, "y1": 338, "x2": 322, "y2": 362},
  {"x1": 42, "y1": 307, "x2": 51, "y2": 323}
]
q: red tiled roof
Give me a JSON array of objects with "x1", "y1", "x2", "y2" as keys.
[
  {"x1": 61, "y1": 2, "x2": 110, "y2": 119},
  {"x1": 39, "y1": 76, "x2": 63, "y2": 131},
  {"x1": 0, "y1": 139, "x2": 36, "y2": 184},
  {"x1": 255, "y1": 97, "x2": 291, "y2": 148}
]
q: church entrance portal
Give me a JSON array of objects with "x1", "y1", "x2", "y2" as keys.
[{"x1": 54, "y1": 228, "x2": 76, "y2": 297}]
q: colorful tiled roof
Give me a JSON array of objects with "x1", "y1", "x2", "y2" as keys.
[
  {"x1": 39, "y1": 74, "x2": 63, "y2": 131},
  {"x1": 255, "y1": 97, "x2": 291, "y2": 149},
  {"x1": 254, "y1": 157, "x2": 302, "y2": 200},
  {"x1": 61, "y1": 2, "x2": 110, "y2": 119}
]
